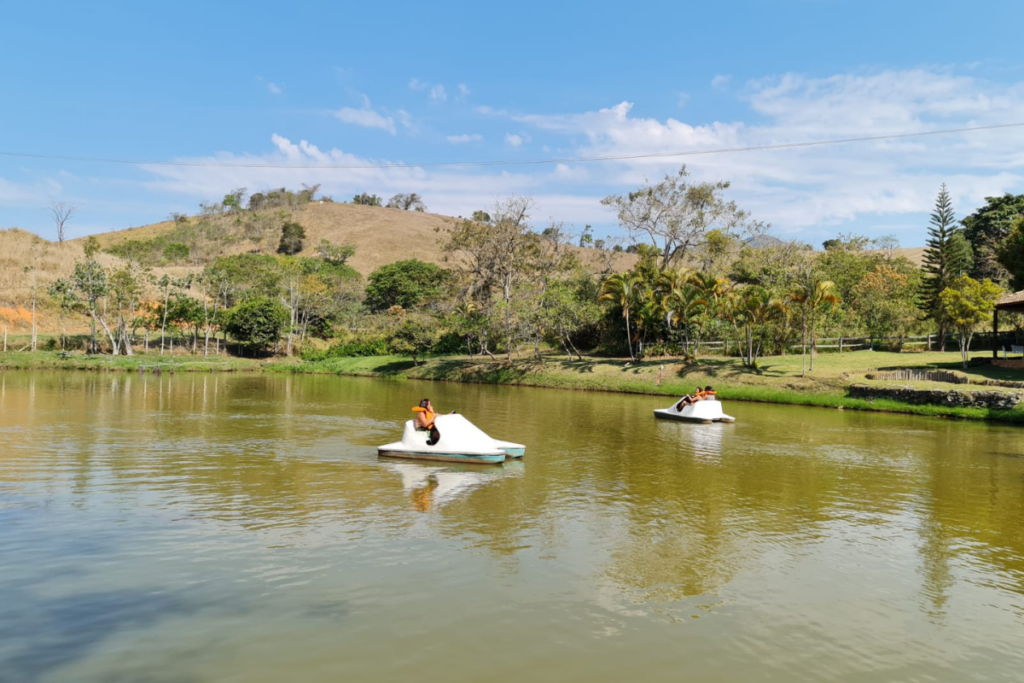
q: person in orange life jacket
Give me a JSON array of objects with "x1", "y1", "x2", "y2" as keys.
[
  {"x1": 675, "y1": 387, "x2": 704, "y2": 411},
  {"x1": 703, "y1": 386, "x2": 716, "y2": 400},
  {"x1": 412, "y1": 398, "x2": 456, "y2": 446}
]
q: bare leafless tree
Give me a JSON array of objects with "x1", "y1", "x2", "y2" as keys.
[{"x1": 50, "y1": 201, "x2": 78, "y2": 245}]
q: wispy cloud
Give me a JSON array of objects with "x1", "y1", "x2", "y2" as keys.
[
  {"x1": 333, "y1": 96, "x2": 396, "y2": 135},
  {"x1": 121, "y1": 67, "x2": 1024, "y2": 244},
  {"x1": 267, "y1": 82, "x2": 282, "y2": 95},
  {"x1": 711, "y1": 74, "x2": 731, "y2": 91},
  {"x1": 458, "y1": 83, "x2": 470, "y2": 97},
  {"x1": 446, "y1": 133, "x2": 482, "y2": 144},
  {"x1": 409, "y1": 78, "x2": 447, "y2": 102}
]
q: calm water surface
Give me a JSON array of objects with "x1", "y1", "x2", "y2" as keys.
[{"x1": 1, "y1": 371, "x2": 1023, "y2": 682}]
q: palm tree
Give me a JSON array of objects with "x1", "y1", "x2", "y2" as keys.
[
  {"x1": 736, "y1": 286, "x2": 786, "y2": 368},
  {"x1": 600, "y1": 273, "x2": 642, "y2": 360},
  {"x1": 689, "y1": 272, "x2": 729, "y2": 355},
  {"x1": 791, "y1": 275, "x2": 840, "y2": 373},
  {"x1": 662, "y1": 284, "x2": 705, "y2": 358}
]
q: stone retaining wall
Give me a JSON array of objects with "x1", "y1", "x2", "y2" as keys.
[{"x1": 848, "y1": 384, "x2": 1021, "y2": 410}]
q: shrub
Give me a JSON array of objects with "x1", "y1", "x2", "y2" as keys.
[
  {"x1": 225, "y1": 298, "x2": 289, "y2": 354},
  {"x1": 277, "y1": 221, "x2": 306, "y2": 255},
  {"x1": 365, "y1": 259, "x2": 448, "y2": 311},
  {"x1": 301, "y1": 336, "x2": 391, "y2": 360},
  {"x1": 163, "y1": 243, "x2": 190, "y2": 262}
]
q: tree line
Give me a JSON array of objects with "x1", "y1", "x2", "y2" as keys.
[{"x1": 20, "y1": 170, "x2": 1024, "y2": 369}]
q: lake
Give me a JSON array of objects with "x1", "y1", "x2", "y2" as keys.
[{"x1": 1, "y1": 371, "x2": 1023, "y2": 682}]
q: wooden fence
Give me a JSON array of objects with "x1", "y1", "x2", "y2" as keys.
[{"x1": 864, "y1": 369, "x2": 969, "y2": 384}]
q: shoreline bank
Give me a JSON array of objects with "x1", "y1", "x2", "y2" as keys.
[{"x1": 2, "y1": 350, "x2": 1023, "y2": 425}]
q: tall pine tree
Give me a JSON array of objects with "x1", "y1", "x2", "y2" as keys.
[{"x1": 920, "y1": 184, "x2": 972, "y2": 351}]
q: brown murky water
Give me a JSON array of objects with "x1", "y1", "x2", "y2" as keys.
[{"x1": 1, "y1": 371, "x2": 1023, "y2": 682}]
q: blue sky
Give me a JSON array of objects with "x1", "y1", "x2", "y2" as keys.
[{"x1": 3, "y1": 0, "x2": 1024, "y2": 247}]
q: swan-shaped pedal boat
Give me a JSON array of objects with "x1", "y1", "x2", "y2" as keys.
[
  {"x1": 378, "y1": 414, "x2": 526, "y2": 465},
  {"x1": 654, "y1": 399, "x2": 735, "y2": 424}
]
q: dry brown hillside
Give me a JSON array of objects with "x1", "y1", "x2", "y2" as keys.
[{"x1": 81, "y1": 202, "x2": 636, "y2": 275}]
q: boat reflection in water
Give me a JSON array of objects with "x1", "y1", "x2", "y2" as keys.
[
  {"x1": 386, "y1": 461, "x2": 525, "y2": 512},
  {"x1": 656, "y1": 419, "x2": 726, "y2": 462}
]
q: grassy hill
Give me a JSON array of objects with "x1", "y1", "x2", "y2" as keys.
[
  {"x1": 78, "y1": 202, "x2": 636, "y2": 275},
  {"x1": 1, "y1": 198, "x2": 926, "y2": 334}
]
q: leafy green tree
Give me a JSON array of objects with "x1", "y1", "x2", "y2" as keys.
[
  {"x1": 471, "y1": 210, "x2": 491, "y2": 223},
  {"x1": 997, "y1": 216, "x2": 1024, "y2": 291},
  {"x1": 365, "y1": 259, "x2": 448, "y2": 311},
  {"x1": 352, "y1": 193, "x2": 382, "y2": 206},
  {"x1": 277, "y1": 221, "x2": 306, "y2": 255},
  {"x1": 540, "y1": 276, "x2": 602, "y2": 361},
  {"x1": 316, "y1": 239, "x2": 355, "y2": 265},
  {"x1": 961, "y1": 193, "x2": 1024, "y2": 281},
  {"x1": 938, "y1": 275, "x2": 1002, "y2": 368},
  {"x1": 852, "y1": 265, "x2": 920, "y2": 340},
  {"x1": 920, "y1": 185, "x2": 970, "y2": 350},
  {"x1": 579, "y1": 225, "x2": 594, "y2": 248},
  {"x1": 222, "y1": 188, "x2": 246, "y2": 211},
  {"x1": 388, "y1": 316, "x2": 440, "y2": 365},
  {"x1": 47, "y1": 278, "x2": 79, "y2": 351},
  {"x1": 225, "y1": 298, "x2": 289, "y2": 355},
  {"x1": 163, "y1": 243, "x2": 189, "y2": 262},
  {"x1": 70, "y1": 254, "x2": 109, "y2": 354}
]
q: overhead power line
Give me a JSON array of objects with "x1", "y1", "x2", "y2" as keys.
[{"x1": 1, "y1": 121, "x2": 1022, "y2": 170}]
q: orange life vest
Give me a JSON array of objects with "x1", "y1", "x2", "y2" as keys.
[{"x1": 412, "y1": 406, "x2": 436, "y2": 428}]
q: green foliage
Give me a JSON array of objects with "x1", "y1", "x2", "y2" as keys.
[
  {"x1": 162, "y1": 242, "x2": 190, "y2": 262},
  {"x1": 920, "y1": 185, "x2": 972, "y2": 328},
  {"x1": 996, "y1": 216, "x2": 1024, "y2": 291},
  {"x1": 316, "y1": 239, "x2": 355, "y2": 265},
  {"x1": 352, "y1": 193, "x2": 382, "y2": 206},
  {"x1": 302, "y1": 336, "x2": 391, "y2": 360},
  {"x1": 961, "y1": 192, "x2": 1024, "y2": 280},
  {"x1": 471, "y1": 210, "x2": 491, "y2": 223},
  {"x1": 277, "y1": 221, "x2": 306, "y2": 255},
  {"x1": 938, "y1": 275, "x2": 1002, "y2": 367},
  {"x1": 365, "y1": 259, "x2": 448, "y2": 311},
  {"x1": 388, "y1": 316, "x2": 440, "y2": 364},
  {"x1": 210, "y1": 254, "x2": 282, "y2": 304},
  {"x1": 852, "y1": 264, "x2": 920, "y2": 338},
  {"x1": 225, "y1": 298, "x2": 289, "y2": 354}
]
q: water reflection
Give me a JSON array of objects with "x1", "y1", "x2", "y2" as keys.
[{"x1": 386, "y1": 462, "x2": 524, "y2": 512}]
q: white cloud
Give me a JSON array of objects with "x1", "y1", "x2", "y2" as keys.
[
  {"x1": 510, "y1": 69, "x2": 1024, "y2": 232},
  {"x1": 267, "y1": 82, "x2": 282, "y2": 95},
  {"x1": 711, "y1": 74, "x2": 731, "y2": 91},
  {"x1": 458, "y1": 83, "x2": 470, "y2": 97},
  {"x1": 409, "y1": 78, "x2": 448, "y2": 102},
  {"x1": 677, "y1": 93, "x2": 690, "y2": 108},
  {"x1": 447, "y1": 133, "x2": 483, "y2": 144},
  {"x1": 333, "y1": 97, "x2": 396, "y2": 135},
  {"x1": 125, "y1": 67, "x2": 1024, "y2": 245}
]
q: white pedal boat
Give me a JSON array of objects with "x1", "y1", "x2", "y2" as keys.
[
  {"x1": 654, "y1": 399, "x2": 735, "y2": 424},
  {"x1": 378, "y1": 414, "x2": 525, "y2": 465}
]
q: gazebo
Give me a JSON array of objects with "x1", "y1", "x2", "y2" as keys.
[{"x1": 992, "y1": 290, "x2": 1024, "y2": 359}]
